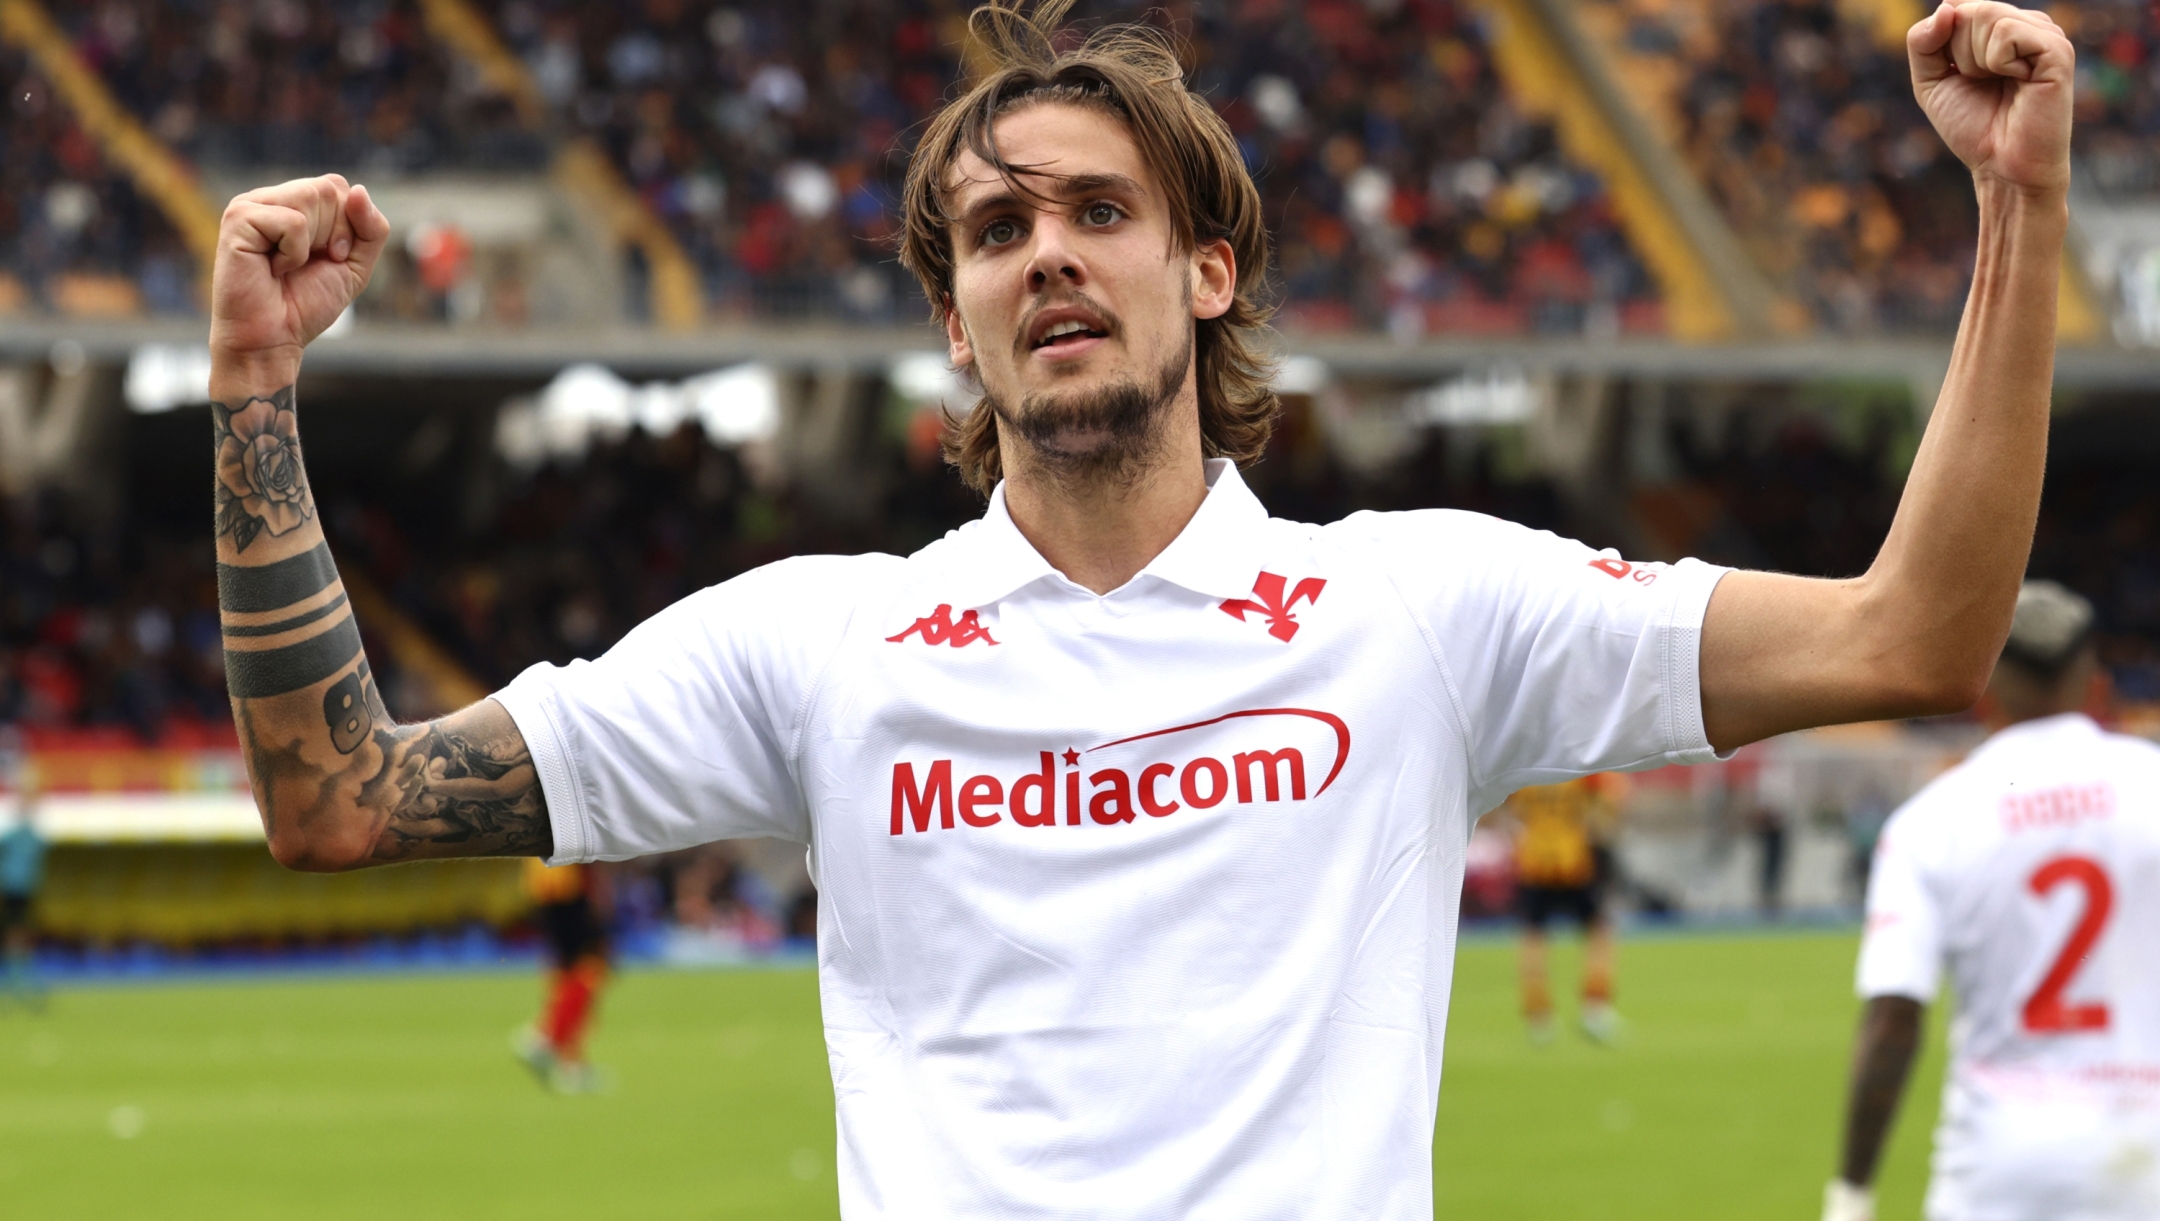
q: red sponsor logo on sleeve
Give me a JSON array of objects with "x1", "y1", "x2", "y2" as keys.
[{"x1": 1588, "y1": 557, "x2": 1660, "y2": 585}]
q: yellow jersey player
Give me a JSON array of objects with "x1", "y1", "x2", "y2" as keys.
[{"x1": 1507, "y1": 775, "x2": 1623, "y2": 1043}]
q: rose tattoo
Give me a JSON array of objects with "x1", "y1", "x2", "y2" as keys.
[{"x1": 212, "y1": 386, "x2": 312, "y2": 551}]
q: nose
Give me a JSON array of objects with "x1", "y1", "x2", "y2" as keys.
[{"x1": 1022, "y1": 214, "x2": 1086, "y2": 294}]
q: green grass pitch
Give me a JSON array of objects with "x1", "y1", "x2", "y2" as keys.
[{"x1": 0, "y1": 930, "x2": 1947, "y2": 1219}]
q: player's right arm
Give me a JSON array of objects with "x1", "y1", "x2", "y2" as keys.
[{"x1": 210, "y1": 175, "x2": 552, "y2": 871}]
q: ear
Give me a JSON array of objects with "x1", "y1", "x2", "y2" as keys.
[
  {"x1": 1190, "y1": 239, "x2": 1236, "y2": 322},
  {"x1": 945, "y1": 302, "x2": 974, "y2": 368}
]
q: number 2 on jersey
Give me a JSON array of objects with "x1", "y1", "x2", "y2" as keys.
[{"x1": 2022, "y1": 855, "x2": 2113, "y2": 1034}]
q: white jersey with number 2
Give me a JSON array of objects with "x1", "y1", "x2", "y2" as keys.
[{"x1": 1860, "y1": 713, "x2": 2160, "y2": 1221}]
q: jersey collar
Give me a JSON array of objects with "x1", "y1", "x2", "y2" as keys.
[
  {"x1": 1133, "y1": 459, "x2": 1271, "y2": 602},
  {"x1": 938, "y1": 459, "x2": 1270, "y2": 610},
  {"x1": 1975, "y1": 711, "x2": 2103, "y2": 759}
]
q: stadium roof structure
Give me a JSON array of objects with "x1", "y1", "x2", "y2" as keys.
[{"x1": 11, "y1": 318, "x2": 2160, "y2": 391}]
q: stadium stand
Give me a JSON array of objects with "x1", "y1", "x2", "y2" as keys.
[
  {"x1": 1578, "y1": 0, "x2": 1979, "y2": 333},
  {"x1": 0, "y1": 0, "x2": 1675, "y2": 334},
  {"x1": 1, "y1": 45, "x2": 194, "y2": 318},
  {"x1": 9, "y1": 0, "x2": 2159, "y2": 337},
  {"x1": 1576, "y1": 0, "x2": 2136, "y2": 338},
  {"x1": 474, "y1": 0, "x2": 1664, "y2": 332},
  {"x1": 2058, "y1": 0, "x2": 2160, "y2": 201},
  {"x1": 54, "y1": 0, "x2": 546, "y2": 177}
]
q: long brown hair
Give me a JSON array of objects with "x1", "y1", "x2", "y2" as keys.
[{"x1": 898, "y1": 0, "x2": 1279, "y2": 496}]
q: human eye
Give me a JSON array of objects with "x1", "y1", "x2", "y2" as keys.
[
  {"x1": 977, "y1": 217, "x2": 1022, "y2": 249},
  {"x1": 1081, "y1": 201, "x2": 1124, "y2": 226}
]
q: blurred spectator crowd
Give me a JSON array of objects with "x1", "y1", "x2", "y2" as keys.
[
  {"x1": 2, "y1": 48, "x2": 193, "y2": 319},
  {"x1": 1594, "y1": 0, "x2": 2160, "y2": 334},
  {"x1": 481, "y1": 0, "x2": 1659, "y2": 332},
  {"x1": 11, "y1": 0, "x2": 1662, "y2": 333},
  {"x1": 0, "y1": 490, "x2": 236, "y2": 742},
  {"x1": 62, "y1": 0, "x2": 543, "y2": 174},
  {"x1": 15, "y1": 386, "x2": 2160, "y2": 741},
  {"x1": 2058, "y1": 0, "x2": 2160, "y2": 199},
  {"x1": 1675, "y1": 0, "x2": 1977, "y2": 333},
  {"x1": 15, "y1": 0, "x2": 2160, "y2": 334}
]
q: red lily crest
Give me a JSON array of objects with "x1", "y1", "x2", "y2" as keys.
[{"x1": 1220, "y1": 571, "x2": 1326, "y2": 642}]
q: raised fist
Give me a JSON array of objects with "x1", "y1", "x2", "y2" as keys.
[
  {"x1": 1909, "y1": 0, "x2": 2075, "y2": 196},
  {"x1": 209, "y1": 174, "x2": 390, "y2": 370}
]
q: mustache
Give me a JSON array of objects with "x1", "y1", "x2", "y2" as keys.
[{"x1": 1011, "y1": 291, "x2": 1120, "y2": 360}]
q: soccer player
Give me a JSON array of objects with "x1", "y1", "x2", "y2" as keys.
[
  {"x1": 1825, "y1": 582, "x2": 2160, "y2": 1221},
  {"x1": 0, "y1": 788, "x2": 46, "y2": 1010},
  {"x1": 513, "y1": 859, "x2": 612, "y2": 1094},
  {"x1": 1506, "y1": 776, "x2": 1623, "y2": 1044},
  {"x1": 205, "y1": 1, "x2": 2072, "y2": 1213}
]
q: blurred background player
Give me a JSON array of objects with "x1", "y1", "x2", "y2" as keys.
[
  {"x1": 0, "y1": 753, "x2": 47, "y2": 1011},
  {"x1": 1826, "y1": 582, "x2": 2160, "y2": 1221},
  {"x1": 1507, "y1": 775, "x2": 1623, "y2": 1044},
  {"x1": 514, "y1": 859, "x2": 612, "y2": 1094}
]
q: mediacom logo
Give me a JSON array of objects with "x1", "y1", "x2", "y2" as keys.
[{"x1": 889, "y1": 708, "x2": 1351, "y2": 835}]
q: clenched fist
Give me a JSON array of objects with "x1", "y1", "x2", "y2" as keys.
[
  {"x1": 1910, "y1": 0, "x2": 2075, "y2": 196},
  {"x1": 209, "y1": 174, "x2": 390, "y2": 377}
]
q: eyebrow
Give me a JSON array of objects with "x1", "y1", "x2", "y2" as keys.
[{"x1": 950, "y1": 171, "x2": 1147, "y2": 237}]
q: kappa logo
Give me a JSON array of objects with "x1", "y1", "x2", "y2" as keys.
[
  {"x1": 887, "y1": 604, "x2": 999, "y2": 648},
  {"x1": 1220, "y1": 571, "x2": 1326, "y2": 642}
]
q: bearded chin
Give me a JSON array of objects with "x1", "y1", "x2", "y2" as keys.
[{"x1": 985, "y1": 334, "x2": 1193, "y2": 487}]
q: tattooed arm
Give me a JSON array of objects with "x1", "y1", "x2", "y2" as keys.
[
  {"x1": 211, "y1": 175, "x2": 551, "y2": 870},
  {"x1": 1834, "y1": 996, "x2": 1925, "y2": 1195}
]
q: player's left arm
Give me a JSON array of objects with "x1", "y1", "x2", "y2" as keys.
[
  {"x1": 1700, "y1": 0, "x2": 2074, "y2": 753},
  {"x1": 1826, "y1": 995, "x2": 1926, "y2": 1221}
]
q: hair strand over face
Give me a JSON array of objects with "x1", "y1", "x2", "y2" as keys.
[{"x1": 899, "y1": 0, "x2": 1280, "y2": 496}]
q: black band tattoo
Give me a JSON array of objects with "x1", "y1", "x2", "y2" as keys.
[
  {"x1": 212, "y1": 385, "x2": 313, "y2": 553},
  {"x1": 217, "y1": 542, "x2": 338, "y2": 613},
  {"x1": 219, "y1": 538, "x2": 361, "y2": 700},
  {"x1": 224, "y1": 614, "x2": 363, "y2": 699},
  {"x1": 221, "y1": 592, "x2": 350, "y2": 639},
  {"x1": 213, "y1": 379, "x2": 553, "y2": 864}
]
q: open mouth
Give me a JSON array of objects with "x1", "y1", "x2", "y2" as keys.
[{"x1": 1027, "y1": 310, "x2": 1111, "y2": 355}]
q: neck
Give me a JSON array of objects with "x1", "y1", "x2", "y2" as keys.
[{"x1": 998, "y1": 412, "x2": 1209, "y2": 595}]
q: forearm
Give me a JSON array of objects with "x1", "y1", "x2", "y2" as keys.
[
  {"x1": 1858, "y1": 180, "x2": 2064, "y2": 691},
  {"x1": 214, "y1": 359, "x2": 550, "y2": 869},
  {"x1": 1838, "y1": 996, "x2": 1924, "y2": 1187},
  {"x1": 1704, "y1": 184, "x2": 2064, "y2": 749}
]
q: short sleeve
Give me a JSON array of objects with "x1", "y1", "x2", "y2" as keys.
[
  {"x1": 492, "y1": 555, "x2": 882, "y2": 863},
  {"x1": 1856, "y1": 809, "x2": 1944, "y2": 1002},
  {"x1": 1334, "y1": 510, "x2": 1728, "y2": 814}
]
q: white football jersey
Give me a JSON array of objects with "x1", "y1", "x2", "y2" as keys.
[
  {"x1": 498, "y1": 460, "x2": 1727, "y2": 1220},
  {"x1": 1860, "y1": 714, "x2": 2160, "y2": 1221}
]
